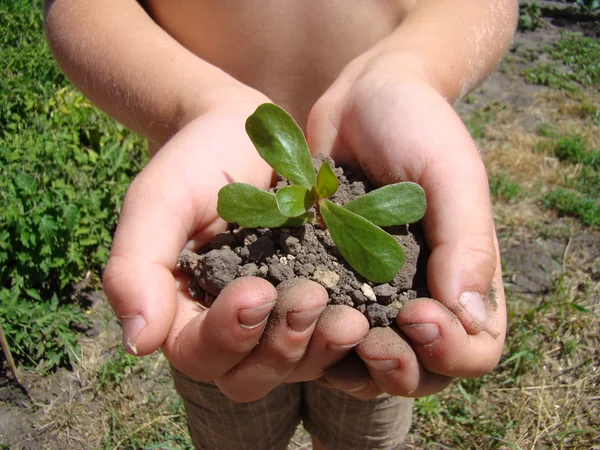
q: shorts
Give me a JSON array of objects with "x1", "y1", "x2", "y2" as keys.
[{"x1": 171, "y1": 367, "x2": 413, "y2": 450}]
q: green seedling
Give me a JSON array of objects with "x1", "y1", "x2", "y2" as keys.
[{"x1": 217, "y1": 103, "x2": 427, "y2": 283}]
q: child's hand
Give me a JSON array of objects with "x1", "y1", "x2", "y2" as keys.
[
  {"x1": 102, "y1": 107, "x2": 371, "y2": 401},
  {"x1": 306, "y1": 67, "x2": 506, "y2": 398}
]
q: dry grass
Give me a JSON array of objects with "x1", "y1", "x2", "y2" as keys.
[{"x1": 19, "y1": 298, "x2": 192, "y2": 450}]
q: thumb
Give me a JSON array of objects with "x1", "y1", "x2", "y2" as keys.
[
  {"x1": 103, "y1": 112, "x2": 274, "y2": 356},
  {"x1": 102, "y1": 145, "x2": 225, "y2": 355},
  {"x1": 335, "y1": 79, "x2": 500, "y2": 335},
  {"x1": 410, "y1": 96, "x2": 499, "y2": 334},
  {"x1": 306, "y1": 81, "x2": 357, "y2": 164}
]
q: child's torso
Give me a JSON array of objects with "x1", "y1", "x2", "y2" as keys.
[{"x1": 143, "y1": 0, "x2": 415, "y2": 121}]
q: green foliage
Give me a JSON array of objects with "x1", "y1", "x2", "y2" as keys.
[
  {"x1": 543, "y1": 189, "x2": 600, "y2": 227},
  {"x1": 315, "y1": 161, "x2": 339, "y2": 199},
  {"x1": 553, "y1": 134, "x2": 600, "y2": 169},
  {"x1": 319, "y1": 200, "x2": 406, "y2": 283},
  {"x1": 518, "y1": 2, "x2": 542, "y2": 31},
  {"x1": 575, "y1": 0, "x2": 600, "y2": 11},
  {"x1": 1, "y1": 288, "x2": 87, "y2": 370},
  {"x1": 98, "y1": 346, "x2": 139, "y2": 390},
  {"x1": 524, "y1": 32, "x2": 600, "y2": 91},
  {"x1": 276, "y1": 185, "x2": 316, "y2": 217},
  {"x1": 0, "y1": 0, "x2": 148, "y2": 370},
  {"x1": 218, "y1": 103, "x2": 427, "y2": 283},
  {"x1": 489, "y1": 172, "x2": 522, "y2": 202},
  {"x1": 344, "y1": 183, "x2": 428, "y2": 226},
  {"x1": 217, "y1": 183, "x2": 309, "y2": 228},
  {"x1": 465, "y1": 103, "x2": 501, "y2": 139},
  {"x1": 539, "y1": 134, "x2": 599, "y2": 227},
  {"x1": 245, "y1": 104, "x2": 316, "y2": 189}
]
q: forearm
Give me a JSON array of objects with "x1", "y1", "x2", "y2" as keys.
[
  {"x1": 44, "y1": 0, "x2": 264, "y2": 147},
  {"x1": 361, "y1": 0, "x2": 518, "y2": 102}
]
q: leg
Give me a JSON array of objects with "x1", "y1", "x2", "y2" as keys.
[
  {"x1": 302, "y1": 381, "x2": 413, "y2": 450},
  {"x1": 171, "y1": 367, "x2": 302, "y2": 450}
]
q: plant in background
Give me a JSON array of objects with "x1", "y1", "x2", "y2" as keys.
[
  {"x1": 1, "y1": 0, "x2": 148, "y2": 370},
  {"x1": 217, "y1": 104, "x2": 426, "y2": 283},
  {"x1": 575, "y1": 0, "x2": 600, "y2": 11},
  {"x1": 518, "y1": 2, "x2": 542, "y2": 31}
]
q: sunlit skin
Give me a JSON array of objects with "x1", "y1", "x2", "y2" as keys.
[{"x1": 44, "y1": 1, "x2": 518, "y2": 448}]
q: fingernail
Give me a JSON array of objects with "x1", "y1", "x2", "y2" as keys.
[
  {"x1": 287, "y1": 307, "x2": 325, "y2": 332},
  {"x1": 238, "y1": 302, "x2": 276, "y2": 329},
  {"x1": 121, "y1": 314, "x2": 146, "y2": 355},
  {"x1": 400, "y1": 323, "x2": 440, "y2": 345},
  {"x1": 460, "y1": 291, "x2": 487, "y2": 324},
  {"x1": 365, "y1": 359, "x2": 399, "y2": 374}
]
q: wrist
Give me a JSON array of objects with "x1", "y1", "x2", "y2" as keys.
[{"x1": 175, "y1": 83, "x2": 270, "y2": 142}]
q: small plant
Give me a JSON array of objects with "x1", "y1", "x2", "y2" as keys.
[
  {"x1": 518, "y1": 2, "x2": 542, "y2": 31},
  {"x1": 543, "y1": 188, "x2": 600, "y2": 227},
  {"x1": 523, "y1": 32, "x2": 600, "y2": 91},
  {"x1": 489, "y1": 172, "x2": 522, "y2": 202},
  {"x1": 217, "y1": 104, "x2": 426, "y2": 283}
]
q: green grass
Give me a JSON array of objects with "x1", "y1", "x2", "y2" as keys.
[
  {"x1": 466, "y1": 102, "x2": 504, "y2": 139},
  {"x1": 535, "y1": 133, "x2": 600, "y2": 227},
  {"x1": 489, "y1": 172, "x2": 523, "y2": 202},
  {"x1": 524, "y1": 32, "x2": 600, "y2": 91},
  {"x1": 0, "y1": 0, "x2": 148, "y2": 371}
]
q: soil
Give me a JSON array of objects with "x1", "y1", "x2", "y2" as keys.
[{"x1": 177, "y1": 155, "x2": 428, "y2": 328}]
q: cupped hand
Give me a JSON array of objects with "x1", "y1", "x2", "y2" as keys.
[
  {"x1": 102, "y1": 106, "x2": 370, "y2": 402},
  {"x1": 306, "y1": 67, "x2": 506, "y2": 398}
]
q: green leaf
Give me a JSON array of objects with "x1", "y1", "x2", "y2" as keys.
[
  {"x1": 25, "y1": 288, "x2": 42, "y2": 301},
  {"x1": 276, "y1": 185, "x2": 316, "y2": 217},
  {"x1": 245, "y1": 104, "x2": 316, "y2": 188},
  {"x1": 343, "y1": 182, "x2": 426, "y2": 226},
  {"x1": 316, "y1": 161, "x2": 339, "y2": 199},
  {"x1": 319, "y1": 200, "x2": 405, "y2": 283},
  {"x1": 218, "y1": 183, "x2": 308, "y2": 228},
  {"x1": 63, "y1": 203, "x2": 80, "y2": 232},
  {"x1": 39, "y1": 216, "x2": 58, "y2": 244}
]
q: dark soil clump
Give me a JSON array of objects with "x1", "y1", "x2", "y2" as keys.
[{"x1": 178, "y1": 156, "x2": 429, "y2": 327}]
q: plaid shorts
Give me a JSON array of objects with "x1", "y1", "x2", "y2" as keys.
[{"x1": 171, "y1": 367, "x2": 413, "y2": 450}]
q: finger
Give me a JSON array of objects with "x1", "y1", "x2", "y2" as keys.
[
  {"x1": 103, "y1": 159, "x2": 217, "y2": 356},
  {"x1": 287, "y1": 305, "x2": 370, "y2": 383},
  {"x1": 216, "y1": 279, "x2": 329, "y2": 402},
  {"x1": 162, "y1": 277, "x2": 278, "y2": 381},
  {"x1": 322, "y1": 351, "x2": 383, "y2": 400},
  {"x1": 397, "y1": 257, "x2": 506, "y2": 378},
  {"x1": 356, "y1": 326, "x2": 453, "y2": 397},
  {"x1": 403, "y1": 94, "x2": 498, "y2": 334}
]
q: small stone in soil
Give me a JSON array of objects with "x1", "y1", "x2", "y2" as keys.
[
  {"x1": 196, "y1": 248, "x2": 241, "y2": 296},
  {"x1": 373, "y1": 283, "x2": 396, "y2": 305},
  {"x1": 365, "y1": 303, "x2": 393, "y2": 327}
]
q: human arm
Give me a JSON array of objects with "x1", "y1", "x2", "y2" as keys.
[
  {"x1": 43, "y1": 0, "x2": 266, "y2": 148},
  {"x1": 306, "y1": 0, "x2": 518, "y2": 396}
]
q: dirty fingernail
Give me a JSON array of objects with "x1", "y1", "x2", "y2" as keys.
[
  {"x1": 121, "y1": 314, "x2": 146, "y2": 355},
  {"x1": 460, "y1": 291, "x2": 487, "y2": 324},
  {"x1": 365, "y1": 359, "x2": 399, "y2": 374},
  {"x1": 287, "y1": 307, "x2": 325, "y2": 332},
  {"x1": 238, "y1": 302, "x2": 276, "y2": 329},
  {"x1": 400, "y1": 323, "x2": 440, "y2": 345}
]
